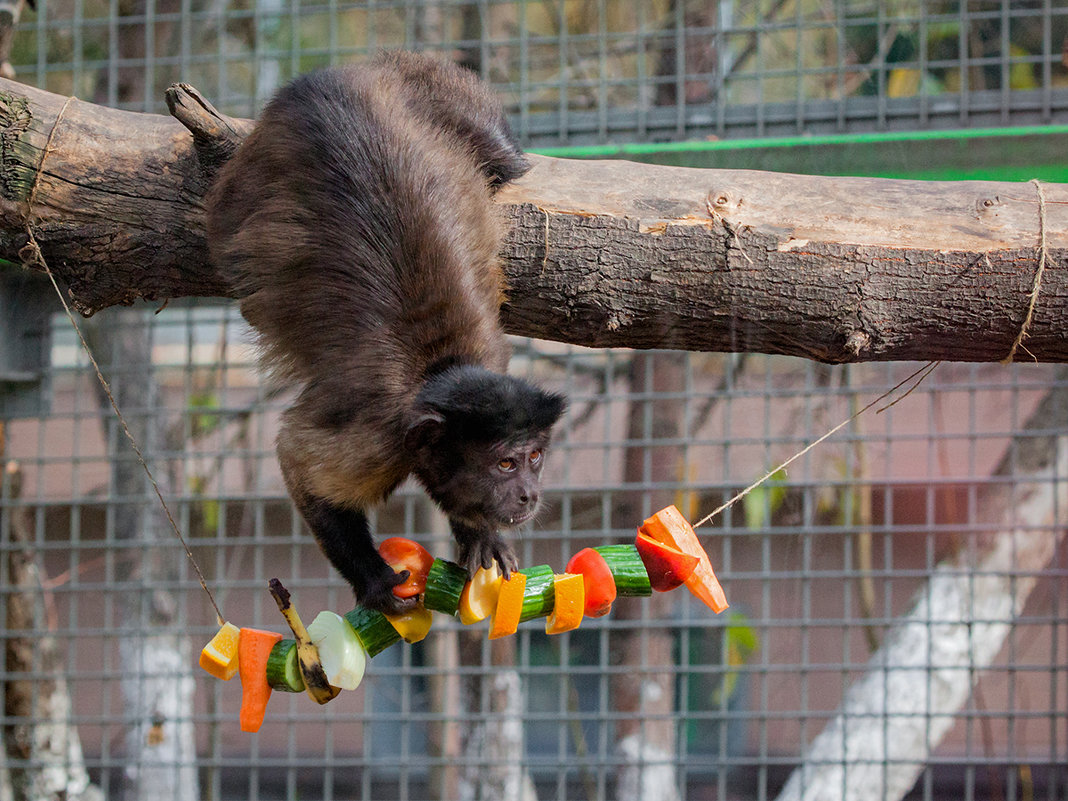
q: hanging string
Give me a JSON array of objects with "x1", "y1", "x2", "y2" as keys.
[
  {"x1": 20, "y1": 95, "x2": 225, "y2": 627},
  {"x1": 1001, "y1": 178, "x2": 1049, "y2": 364},
  {"x1": 692, "y1": 360, "x2": 940, "y2": 530}
]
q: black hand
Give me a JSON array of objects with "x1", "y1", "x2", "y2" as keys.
[
  {"x1": 299, "y1": 494, "x2": 418, "y2": 614},
  {"x1": 451, "y1": 518, "x2": 518, "y2": 579}
]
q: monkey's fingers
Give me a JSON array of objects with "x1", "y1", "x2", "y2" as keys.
[
  {"x1": 358, "y1": 568, "x2": 419, "y2": 615},
  {"x1": 493, "y1": 548, "x2": 519, "y2": 580}
]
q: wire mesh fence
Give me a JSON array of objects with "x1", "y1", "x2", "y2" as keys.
[
  {"x1": 1, "y1": 304, "x2": 1065, "y2": 800},
  {"x1": 1, "y1": 1, "x2": 1067, "y2": 800},
  {"x1": 7, "y1": 1, "x2": 1068, "y2": 143}
]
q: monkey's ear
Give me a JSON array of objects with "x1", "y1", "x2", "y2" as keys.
[{"x1": 404, "y1": 412, "x2": 446, "y2": 453}]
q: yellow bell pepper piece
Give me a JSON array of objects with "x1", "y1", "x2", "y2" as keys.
[
  {"x1": 545, "y1": 573, "x2": 585, "y2": 635},
  {"x1": 458, "y1": 564, "x2": 503, "y2": 625},
  {"x1": 384, "y1": 606, "x2": 434, "y2": 644},
  {"x1": 198, "y1": 621, "x2": 241, "y2": 681}
]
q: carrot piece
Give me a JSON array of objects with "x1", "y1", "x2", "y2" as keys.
[
  {"x1": 564, "y1": 548, "x2": 617, "y2": 617},
  {"x1": 378, "y1": 537, "x2": 435, "y2": 598},
  {"x1": 545, "y1": 573, "x2": 585, "y2": 635},
  {"x1": 199, "y1": 621, "x2": 241, "y2": 681},
  {"x1": 488, "y1": 572, "x2": 527, "y2": 640},
  {"x1": 639, "y1": 505, "x2": 729, "y2": 613},
  {"x1": 238, "y1": 627, "x2": 283, "y2": 733}
]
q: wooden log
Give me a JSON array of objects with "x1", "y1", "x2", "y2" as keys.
[{"x1": 0, "y1": 77, "x2": 1065, "y2": 363}]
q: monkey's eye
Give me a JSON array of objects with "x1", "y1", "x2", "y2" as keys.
[
  {"x1": 529, "y1": 449, "x2": 543, "y2": 467},
  {"x1": 498, "y1": 457, "x2": 518, "y2": 473}
]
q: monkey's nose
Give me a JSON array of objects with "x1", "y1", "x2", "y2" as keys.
[{"x1": 519, "y1": 490, "x2": 538, "y2": 507}]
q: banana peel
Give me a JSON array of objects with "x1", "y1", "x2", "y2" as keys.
[{"x1": 268, "y1": 578, "x2": 341, "y2": 705}]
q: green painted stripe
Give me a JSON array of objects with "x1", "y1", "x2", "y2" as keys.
[{"x1": 531, "y1": 124, "x2": 1068, "y2": 159}]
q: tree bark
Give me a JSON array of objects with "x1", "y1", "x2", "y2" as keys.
[{"x1": 0, "y1": 76, "x2": 1065, "y2": 362}]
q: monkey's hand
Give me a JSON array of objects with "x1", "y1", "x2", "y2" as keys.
[
  {"x1": 298, "y1": 495, "x2": 419, "y2": 615},
  {"x1": 357, "y1": 563, "x2": 420, "y2": 615},
  {"x1": 452, "y1": 520, "x2": 519, "y2": 579}
]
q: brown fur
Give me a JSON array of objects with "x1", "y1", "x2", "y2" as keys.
[
  {"x1": 207, "y1": 54, "x2": 515, "y2": 507},
  {"x1": 204, "y1": 53, "x2": 559, "y2": 610}
]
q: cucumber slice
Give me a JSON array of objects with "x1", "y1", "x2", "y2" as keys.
[
  {"x1": 344, "y1": 606, "x2": 401, "y2": 657},
  {"x1": 593, "y1": 544, "x2": 652, "y2": 597},
  {"x1": 424, "y1": 559, "x2": 468, "y2": 615},
  {"x1": 265, "y1": 639, "x2": 305, "y2": 693},
  {"x1": 518, "y1": 564, "x2": 556, "y2": 622}
]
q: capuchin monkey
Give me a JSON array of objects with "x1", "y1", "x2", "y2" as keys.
[{"x1": 206, "y1": 51, "x2": 566, "y2": 614}]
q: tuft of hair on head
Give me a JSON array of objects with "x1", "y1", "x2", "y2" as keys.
[{"x1": 411, "y1": 364, "x2": 565, "y2": 447}]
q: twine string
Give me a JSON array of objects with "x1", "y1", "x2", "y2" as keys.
[
  {"x1": 1002, "y1": 178, "x2": 1049, "y2": 364},
  {"x1": 692, "y1": 361, "x2": 939, "y2": 530}
]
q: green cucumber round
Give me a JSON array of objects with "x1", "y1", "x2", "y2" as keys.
[
  {"x1": 518, "y1": 564, "x2": 556, "y2": 622},
  {"x1": 424, "y1": 559, "x2": 468, "y2": 616},
  {"x1": 593, "y1": 544, "x2": 652, "y2": 597},
  {"x1": 344, "y1": 607, "x2": 401, "y2": 657},
  {"x1": 265, "y1": 639, "x2": 305, "y2": 693}
]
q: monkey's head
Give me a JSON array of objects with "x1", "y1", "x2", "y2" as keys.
[{"x1": 406, "y1": 365, "x2": 566, "y2": 530}]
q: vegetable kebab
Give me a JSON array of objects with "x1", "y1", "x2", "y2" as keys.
[{"x1": 198, "y1": 504, "x2": 728, "y2": 732}]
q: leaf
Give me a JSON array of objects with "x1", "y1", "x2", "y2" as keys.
[
  {"x1": 188, "y1": 391, "x2": 222, "y2": 437},
  {"x1": 742, "y1": 468, "x2": 788, "y2": 530}
]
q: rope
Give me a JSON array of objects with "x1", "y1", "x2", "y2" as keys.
[
  {"x1": 1001, "y1": 178, "x2": 1049, "y2": 364},
  {"x1": 692, "y1": 361, "x2": 939, "y2": 530}
]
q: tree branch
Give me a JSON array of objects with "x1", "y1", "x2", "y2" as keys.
[{"x1": 1, "y1": 77, "x2": 1065, "y2": 363}]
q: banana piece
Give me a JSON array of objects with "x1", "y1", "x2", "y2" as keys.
[{"x1": 268, "y1": 578, "x2": 341, "y2": 705}]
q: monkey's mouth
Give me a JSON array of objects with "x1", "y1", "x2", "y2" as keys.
[{"x1": 502, "y1": 506, "x2": 538, "y2": 528}]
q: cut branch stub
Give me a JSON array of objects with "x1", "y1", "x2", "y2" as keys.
[{"x1": 165, "y1": 83, "x2": 253, "y2": 180}]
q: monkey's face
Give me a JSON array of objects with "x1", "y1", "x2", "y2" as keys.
[
  {"x1": 414, "y1": 431, "x2": 553, "y2": 530},
  {"x1": 407, "y1": 365, "x2": 566, "y2": 530}
]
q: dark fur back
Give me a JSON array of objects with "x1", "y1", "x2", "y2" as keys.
[
  {"x1": 371, "y1": 51, "x2": 530, "y2": 188},
  {"x1": 205, "y1": 53, "x2": 528, "y2": 406},
  {"x1": 417, "y1": 364, "x2": 566, "y2": 446}
]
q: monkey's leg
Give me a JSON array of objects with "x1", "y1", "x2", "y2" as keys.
[
  {"x1": 451, "y1": 518, "x2": 519, "y2": 579},
  {"x1": 301, "y1": 496, "x2": 417, "y2": 614}
]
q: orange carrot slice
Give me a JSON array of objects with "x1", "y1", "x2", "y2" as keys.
[
  {"x1": 545, "y1": 573, "x2": 585, "y2": 635},
  {"x1": 488, "y1": 572, "x2": 527, "y2": 640},
  {"x1": 238, "y1": 627, "x2": 283, "y2": 732},
  {"x1": 199, "y1": 621, "x2": 241, "y2": 681},
  {"x1": 639, "y1": 505, "x2": 729, "y2": 613}
]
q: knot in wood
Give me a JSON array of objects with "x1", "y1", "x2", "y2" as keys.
[
  {"x1": 844, "y1": 330, "x2": 871, "y2": 358},
  {"x1": 975, "y1": 195, "x2": 1002, "y2": 218},
  {"x1": 706, "y1": 190, "x2": 739, "y2": 217}
]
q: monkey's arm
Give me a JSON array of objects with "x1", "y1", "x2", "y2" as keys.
[
  {"x1": 299, "y1": 495, "x2": 417, "y2": 614},
  {"x1": 451, "y1": 518, "x2": 519, "y2": 580}
]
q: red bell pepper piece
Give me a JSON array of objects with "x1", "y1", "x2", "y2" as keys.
[
  {"x1": 378, "y1": 537, "x2": 435, "y2": 598},
  {"x1": 564, "y1": 547, "x2": 617, "y2": 617}
]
